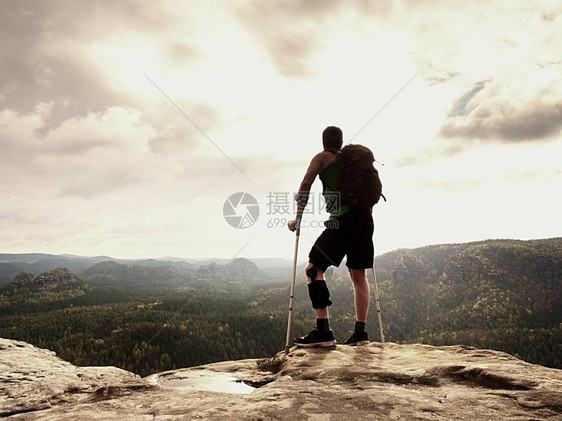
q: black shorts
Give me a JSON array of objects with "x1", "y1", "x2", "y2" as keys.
[{"x1": 308, "y1": 209, "x2": 374, "y2": 272}]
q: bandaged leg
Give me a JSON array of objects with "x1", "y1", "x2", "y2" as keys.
[{"x1": 308, "y1": 279, "x2": 333, "y2": 309}]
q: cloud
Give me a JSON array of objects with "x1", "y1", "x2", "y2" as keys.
[
  {"x1": 234, "y1": 0, "x2": 345, "y2": 77},
  {"x1": 394, "y1": 144, "x2": 464, "y2": 167},
  {"x1": 441, "y1": 69, "x2": 562, "y2": 142},
  {"x1": 0, "y1": 0, "x2": 200, "y2": 131},
  {"x1": 408, "y1": 2, "x2": 562, "y2": 81},
  {"x1": 2, "y1": 0, "x2": 562, "y2": 258},
  {"x1": 265, "y1": 34, "x2": 317, "y2": 78},
  {"x1": 0, "y1": 106, "x2": 147, "y2": 197},
  {"x1": 371, "y1": 1, "x2": 562, "y2": 145},
  {"x1": 448, "y1": 82, "x2": 487, "y2": 118},
  {"x1": 0, "y1": 95, "x2": 266, "y2": 257},
  {"x1": 0, "y1": 3, "x2": 120, "y2": 114},
  {"x1": 0, "y1": 100, "x2": 259, "y2": 203},
  {"x1": 442, "y1": 100, "x2": 562, "y2": 142}
]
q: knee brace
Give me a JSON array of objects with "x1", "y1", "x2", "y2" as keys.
[
  {"x1": 308, "y1": 280, "x2": 333, "y2": 309},
  {"x1": 306, "y1": 267, "x2": 318, "y2": 282}
]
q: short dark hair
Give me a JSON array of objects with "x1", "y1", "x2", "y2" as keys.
[{"x1": 322, "y1": 126, "x2": 343, "y2": 150}]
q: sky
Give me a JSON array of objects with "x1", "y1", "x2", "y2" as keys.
[{"x1": 1, "y1": 0, "x2": 561, "y2": 262}]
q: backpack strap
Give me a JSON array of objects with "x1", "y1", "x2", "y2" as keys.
[{"x1": 320, "y1": 149, "x2": 340, "y2": 172}]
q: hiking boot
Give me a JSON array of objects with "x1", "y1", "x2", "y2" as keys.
[
  {"x1": 294, "y1": 328, "x2": 336, "y2": 348},
  {"x1": 344, "y1": 330, "x2": 369, "y2": 346}
]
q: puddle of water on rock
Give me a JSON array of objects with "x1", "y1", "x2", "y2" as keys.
[{"x1": 153, "y1": 370, "x2": 256, "y2": 394}]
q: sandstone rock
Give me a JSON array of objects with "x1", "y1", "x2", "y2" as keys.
[
  {"x1": 1, "y1": 338, "x2": 561, "y2": 420},
  {"x1": 0, "y1": 339, "x2": 146, "y2": 419}
]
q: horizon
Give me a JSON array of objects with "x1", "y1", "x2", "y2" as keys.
[
  {"x1": 2, "y1": 235, "x2": 561, "y2": 263},
  {"x1": 1, "y1": 2, "x2": 561, "y2": 261}
]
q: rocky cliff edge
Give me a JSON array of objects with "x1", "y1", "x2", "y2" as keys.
[{"x1": 1, "y1": 338, "x2": 561, "y2": 420}]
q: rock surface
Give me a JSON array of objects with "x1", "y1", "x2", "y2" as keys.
[{"x1": 1, "y1": 337, "x2": 561, "y2": 420}]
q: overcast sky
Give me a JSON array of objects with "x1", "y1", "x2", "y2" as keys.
[{"x1": 1, "y1": 1, "x2": 561, "y2": 262}]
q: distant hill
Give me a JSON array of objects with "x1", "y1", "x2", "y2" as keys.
[
  {"x1": 0, "y1": 254, "x2": 117, "y2": 283},
  {"x1": 133, "y1": 259, "x2": 193, "y2": 269},
  {"x1": 236, "y1": 257, "x2": 292, "y2": 269},
  {"x1": 0, "y1": 262, "x2": 28, "y2": 282},
  {"x1": 60, "y1": 257, "x2": 269, "y2": 290},
  {"x1": 0, "y1": 253, "x2": 63, "y2": 264},
  {"x1": 226, "y1": 257, "x2": 261, "y2": 276},
  {"x1": 81, "y1": 260, "x2": 193, "y2": 288},
  {"x1": 0, "y1": 268, "x2": 87, "y2": 299},
  {"x1": 1, "y1": 237, "x2": 561, "y2": 376},
  {"x1": 0, "y1": 253, "x2": 289, "y2": 284},
  {"x1": 0, "y1": 253, "x2": 114, "y2": 265},
  {"x1": 373, "y1": 237, "x2": 562, "y2": 367},
  {"x1": 197, "y1": 257, "x2": 262, "y2": 280},
  {"x1": 159, "y1": 257, "x2": 291, "y2": 269},
  {"x1": 0, "y1": 254, "x2": 273, "y2": 289}
]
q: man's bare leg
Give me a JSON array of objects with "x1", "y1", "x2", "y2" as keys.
[
  {"x1": 344, "y1": 268, "x2": 370, "y2": 345},
  {"x1": 349, "y1": 268, "x2": 370, "y2": 323}
]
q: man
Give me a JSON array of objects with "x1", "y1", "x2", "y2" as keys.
[{"x1": 288, "y1": 126, "x2": 374, "y2": 347}]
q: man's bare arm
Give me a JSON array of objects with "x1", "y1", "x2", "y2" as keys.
[{"x1": 288, "y1": 151, "x2": 338, "y2": 231}]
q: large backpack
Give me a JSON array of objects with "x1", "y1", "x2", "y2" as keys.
[{"x1": 336, "y1": 144, "x2": 385, "y2": 210}]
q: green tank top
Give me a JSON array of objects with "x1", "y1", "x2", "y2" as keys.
[{"x1": 319, "y1": 160, "x2": 352, "y2": 220}]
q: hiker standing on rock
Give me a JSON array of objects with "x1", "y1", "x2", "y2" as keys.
[{"x1": 288, "y1": 126, "x2": 383, "y2": 347}]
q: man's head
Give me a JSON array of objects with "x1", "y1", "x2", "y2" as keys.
[{"x1": 322, "y1": 126, "x2": 343, "y2": 151}]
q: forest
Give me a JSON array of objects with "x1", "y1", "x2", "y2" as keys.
[{"x1": 1, "y1": 238, "x2": 561, "y2": 377}]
